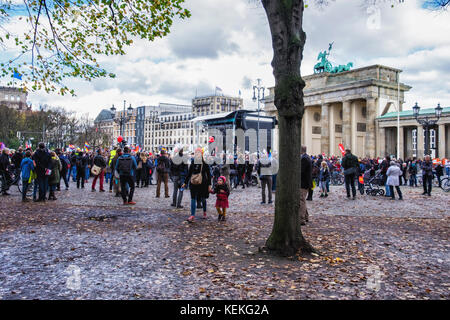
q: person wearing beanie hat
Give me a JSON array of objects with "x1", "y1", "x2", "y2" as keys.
[{"x1": 210, "y1": 175, "x2": 230, "y2": 221}]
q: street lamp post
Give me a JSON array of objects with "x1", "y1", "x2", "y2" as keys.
[
  {"x1": 111, "y1": 100, "x2": 133, "y2": 147},
  {"x1": 412, "y1": 102, "x2": 443, "y2": 157},
  {"x1": 252, "y1": 79, "x2": 265, "y2": 156}
]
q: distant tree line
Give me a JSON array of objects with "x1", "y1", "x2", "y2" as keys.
[{"x1": 0, "y1": 105, "x2": 109, "y2": 150}]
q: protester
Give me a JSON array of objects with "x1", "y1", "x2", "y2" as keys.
[
  {"x1": 75, "y1": 149, "x2": 87, "y2": 189},
  {"x1": 115, "y1": 146, "x2": 137, "y2": 205},
  {"x1": 170, "y1": 149, "x2": 188, "y2": 209},
  {"x1": 57, "y1": 150, "x2": 70, "y2": 191},
  {"x1": 11, "y1": 147, "x2": 23, "y2": 177},
  {"x1": 300, "y1": 145, "x2": 312, "y2": 225},
  {"x1": 319, "y1": 160, "x2": 330, "y2": 198},
  {"x1": 91, "y1": 149, "x2": 107, "y2": 192},
  {"x1": 421, "y1": 155, "x2": 433, "y2": 196},
  {"x1": 380, "y1": 155, "x2": 391, "y2": 197},
  {"x1": 20, "y1": 150, "x2": 34, "y2": 202},
  {"x1": 182, "y1": 149, "x2": 212, "y2": 223},
  {"x1": 32, "y1": 143, "x2": 52, "y2": 202},
  {"x1": 408, "y1": 159, "x2": 418, "y2": 187},
  {"x1": 386, "y1": 160, "x2": 403, "y2": 200},
  {"x1": 435, "y1": 161, "x2": 444, "y2": 188},
  {"x1": 48, "y1": 151, "x2": 61, "y2": 201},
  {"x1": 342, "y1": 148, "x2": 359, "y2": 200},
  {"x1": 256, "y1": 151, "x2": 273, "y2": 204},
  {"x1": 0, "y1": 148, "x2": 12, "y2": 195},
  {"x1": 210, "y1": 175, "x2": 230, "y2": 222},
  {"x1": 156, "y1": 149, "x2": 171, "y2": 198}
]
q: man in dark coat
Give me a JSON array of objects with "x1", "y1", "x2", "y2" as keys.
[
  {"x1": 421, "y1": 155, "x2": 433, "y2": 196},
  {"x1": 0, "y1": 148, "x2": 12, "y2": 195},
  {"x1": 75, "y1": 150, "x2": 87, "y2": 189},
  {"x1": 32, "y1": 142, "x2": 52, "y2": 201},
  {"x1": 300, "y1": 145, "x2": 312, "y2": 225},
  {"x1": 156, "y1": 149, "x2": 171, "y2": 198},
  {"x1": 341, "y1": 148, "x2": 359, "y2": 200},
  {"x1": 11, "y1": 147, "x2": 24, "y2": 176}
]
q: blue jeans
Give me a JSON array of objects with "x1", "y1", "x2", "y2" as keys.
[
  {"x1": 22, "y1": 180, "x2": 30, "y2": 200},
  {"x1": 409, "y1": 174, "x2": 417, "y2": 187},
  {"x1": 190, "y1": 198, "x2": 206, "y2": 216},
  {"x1": 68, "y1": 166, "x2": 77, "y2": 182},
  {"x1": 105, "y1": 172, "x2": 111, "y2": 183},
  {"x1": 385, "y1": 183, "x2": 391, "y2": 196},
  {"x1": 37, "y1": 175, "x2": 48, "y2": 200},
  {"x1": 272, "y1": 174, "x2": 277, "y2": 192},
  {"x1": 446, "y1": 167, "x2": 450, "y2": 177},
  {"x1": 85, "y1": 167, "x2": 90, "y2": 180}
]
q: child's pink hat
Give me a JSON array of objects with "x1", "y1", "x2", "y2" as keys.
[{"x1": 218, "y1": 176, "x2": 226, "y2": 183}]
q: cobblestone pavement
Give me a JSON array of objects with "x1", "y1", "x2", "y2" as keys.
[{"x1": 0, "y1": 179, "x2": 448, "y2": 299}]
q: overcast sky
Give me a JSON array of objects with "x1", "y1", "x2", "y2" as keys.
[{"x1": 3, "y1": 0, "x2": 450, "y2": 118}]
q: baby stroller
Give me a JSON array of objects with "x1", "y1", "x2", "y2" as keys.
[{"x1": 364, "y1": 169, "x2": 385, "y2": 196}]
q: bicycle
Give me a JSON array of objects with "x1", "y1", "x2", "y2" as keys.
[
  {"x1": 330, "y1": 171, "x2": 344, "y2": 185},
  {"x1": 439, "y1": 176, "x2": 450, "y2": 192}
]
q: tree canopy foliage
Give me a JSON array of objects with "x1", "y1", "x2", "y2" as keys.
[{"x1": 0, "y1": 0, "x2": 190, "y2": 95}]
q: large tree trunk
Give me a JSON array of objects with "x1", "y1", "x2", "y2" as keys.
[{"x1": 262, "y1": 0, "x2": 314, "y2": 256}]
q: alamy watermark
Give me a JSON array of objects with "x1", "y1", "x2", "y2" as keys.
[
  {"x1": 66, "y1": 264, "x2": 82, "y2": 291},
  {"x1": 366, "y1": 265, "x2": 383, "y2": 292}
]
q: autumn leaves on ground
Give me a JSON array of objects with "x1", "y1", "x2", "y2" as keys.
[{"x1": 0, "y1": 185, "x2": 448, "y2": 299}]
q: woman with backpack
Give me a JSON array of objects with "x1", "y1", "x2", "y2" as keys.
[{"x1": 182, "y1": 148, "x2": 212, "y2": 223}]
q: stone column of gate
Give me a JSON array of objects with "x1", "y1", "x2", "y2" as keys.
[
  {"x1": 329, "y1": 104, "x2": 336, "y2": 157},
  {"x1": 365, "y1": 97, "x2": 377, "y2": 158},
  {"x1": 342, "y1": 100, "x2": 352, "y2": 150},
  {"x1": 350, "y1": 101, "x2": 358, "y2": 154},
  {"x1": 321, "y1": 103, "x2": 330, "y2": 156},
  {"x1": 378, "y1": 126, "x2": 386, "y2": 158},
  {"x1": 416, "y1": 125, "x2": 424, "y2": 158},
  {"x1": 438, "y1": 124, "x2": 446, "y2": 158},
  {"x1": 398, "y1": 125, "x2": 404, "y2": 160}
]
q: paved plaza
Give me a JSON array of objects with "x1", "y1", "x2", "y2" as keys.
[{"x1": 0, "y1": 181, "x2": 448, "y2": 300}]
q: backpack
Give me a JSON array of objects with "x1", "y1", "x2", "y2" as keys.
[
  {"x1": 157, "y1": 158, "x2": 166, "y2": 173},
  {"x1": 76, "y1": 157, "x2": 82, "y2": 168},
  {"x1": 117, "y1": 157, "x2": 133, "y2": 176}
]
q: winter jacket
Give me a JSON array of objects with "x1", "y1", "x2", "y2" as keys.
[
  {"x1": 32, "y1": 148, "x2": 52, "y2": 176},
  {"x1": 156, "y1": 155, "x2": 171, "y2": 173},
  {"x1": 421, "y1": 161, "x2": 433, "y2": 177},
  {"x1": 319, "y1": 168, "x2": 330, "y2": 182},
  {"x1": 49, "y1": 157, "x2": 61, "y2": 185},
  {"x1": 342, "y1": 153, "x2": 359, "y2": 170},
  {"x1": 386, "y1": 164, "x2": 402, "y2": 186},
  {"x1": 93, "y1": 154, "x2": 107, "y2": 168},
  {"x1": 301, "y1": 153, "x2": 313, "y2": 189},
  {"x1": 20, "y1": 157, "x2": 34, "y2": 181},
  {"x1": 12, "y1": 151, "x2": 24, "y2": 168}
]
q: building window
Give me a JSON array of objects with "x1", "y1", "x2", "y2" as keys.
[
  {"x1": 357, "y1": 123, "x2": 366, "y2": 132},
  {"x1": 335, "y1": 124, "x2": 342, "y2": 133},
  {"x1": 312, "y1": 126, "x2": 321, "y2": 134},
  {"x1": 313, "y1": 112, "x2": 321, "y2": 122}
]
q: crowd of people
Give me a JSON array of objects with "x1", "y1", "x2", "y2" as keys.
[{"x1": 0, "y1": 142, "x2": 448, "y2": 224}]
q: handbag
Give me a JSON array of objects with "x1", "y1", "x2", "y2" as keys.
[
  {"x1": 343, "y1": 167, "x2": 356, "y2": 176},
  {"x1": 91, "y1": 164, "x2": 101, "y2": 176},
  {"x1": 190, "y1": 164, "x2": 203, "y2": 185}
]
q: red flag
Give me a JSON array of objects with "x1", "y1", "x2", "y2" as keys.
[{"x1": 338, "y1": 143, "x2": 345, "y2": 156}]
